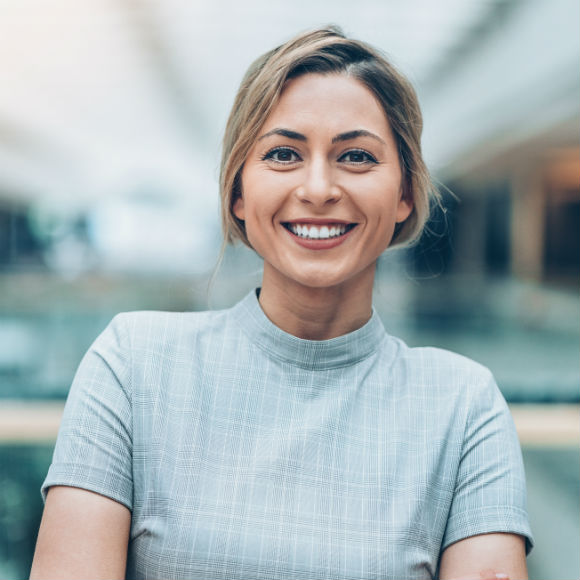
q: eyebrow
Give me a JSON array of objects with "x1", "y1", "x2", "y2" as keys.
[
  {"x1": 257, "y1": 127, "x2": 386, "y2": 145},
  {"x1": 258, "y1": 128, "x2": 307, "y2": 142},
  {"x1": 332, "y1": 130, "x2": 386, "y2": 145}
]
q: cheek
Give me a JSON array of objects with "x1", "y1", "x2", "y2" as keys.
[
  {"x1": 242, "y1": 171, "x2": 289, "y2": 218},
  {"x1": 237, "y1": 185, "x2": 272, "y2": 241},
  {"x1": 346, "y1": 168, "x2": 401, "y2": 195}
]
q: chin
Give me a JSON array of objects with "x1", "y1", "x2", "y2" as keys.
[{"x1": 289, "y1": 271, "x2": 356, "y2": 291}]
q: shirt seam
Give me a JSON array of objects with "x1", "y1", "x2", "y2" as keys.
[
  {"x1": 115, "y1": 314, "x2": 134, "y2": 509},
  {"x1": 255, "y1": 339, "x2": 383, "y2": 370},
  {"x1": 231, "y1": 299, "x2": 386, "y2": 370},
  {"x1": 235, "y1": 314, "x2": 385, "y2": 370}
]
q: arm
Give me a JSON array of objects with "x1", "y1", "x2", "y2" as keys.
[
  {"x1": 439, "y1": 532, "x2": 527, "y2": 580},
  {"x1": 30, "y1": 486, "x2": 131, "y2": 580},
  {"x1": 33, "y1": 315, "x2": 134, "y2": 578},
  {"x1": 440, "y1": 370, "x2": 533, "y2": 576}
]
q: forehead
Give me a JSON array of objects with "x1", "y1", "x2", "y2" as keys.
[{"x1": 262, "y1": 73, "x2": 391, "y2": 136}]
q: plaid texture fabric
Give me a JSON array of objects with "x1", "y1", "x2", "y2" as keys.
[{"x1": 43, "y1": 290, "x2": 533, "y2": 579}]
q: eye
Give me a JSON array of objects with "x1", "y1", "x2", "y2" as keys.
[
  {"x1": 339, "y1": 149, "x2": 378, "y2": 165},
  {"x1": 262, "y1": 147, "x2": 301, "y2": 164}
]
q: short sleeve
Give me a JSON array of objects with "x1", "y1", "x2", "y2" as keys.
[
  {"x1": 41, "y1": 314, "x2": 133, "y2": 510},
  {"x1": 442, "y1": 370, "x2": 534, "y2": 554}
]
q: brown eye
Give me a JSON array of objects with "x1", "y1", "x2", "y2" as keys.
[
  {"x1": 263, "y1": 147, "x2": 301, "y2": 163},
  {"x1": 339, "y1": 149, "x2": 378, "y2": 164}
]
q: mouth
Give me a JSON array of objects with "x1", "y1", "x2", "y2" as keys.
[{"x1": 282, "y1": 222, "x2": 357, "y2": 240}]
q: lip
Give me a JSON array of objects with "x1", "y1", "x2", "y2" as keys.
[
  {"x1": 281, "y1": 219, "x2": 357, "y2": 250},
  {"x1": 283, "y1": 218, "x2": 354, "y2": 225}
]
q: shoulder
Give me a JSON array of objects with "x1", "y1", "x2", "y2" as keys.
[
  {"x1": 388, "y1": 337, "x2": 494, "y2": 389},
  {"x1": 106, "y1": 308, "x2": 232, "y2": 349},
  {"x1": 86, "y1": 308, "x2": 239, "y2": 382},
  {"x1": 110, "y1": 308, "x2": 227, "y2": 332},
  {"x1": 378, "y1": 337, "x2": 506, "y2": 425}
]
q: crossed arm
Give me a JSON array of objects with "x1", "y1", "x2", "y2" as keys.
[{"x1": 30, "y1": 486, "x2": 527, "y2": 580}]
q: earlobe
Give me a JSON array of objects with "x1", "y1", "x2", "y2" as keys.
[
  {"x1": 232, "y1": 196, "x2": 245, "y2": 220},
  {"x1": 395, "y1": 196, "x2": 413, "y2": 223}
]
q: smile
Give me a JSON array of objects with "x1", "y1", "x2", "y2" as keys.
[{"x1": 283, "y1": 223, "x2": 356, "y2": 240}]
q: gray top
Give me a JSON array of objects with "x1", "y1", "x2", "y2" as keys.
[{"x1": 43, "y1": 289, "x2": 533, "y2": 579}]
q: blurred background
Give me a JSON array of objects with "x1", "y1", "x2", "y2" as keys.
[{"x1": 0, "y1": 0, "x2": 578, "y2": 577}]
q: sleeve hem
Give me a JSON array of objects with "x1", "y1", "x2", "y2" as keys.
[
  {"x1": 442, "y1": 506, "x2": 534, "y2": 555},
  {"x1": 41, "y1": 463, "x2": 133, "y2": 511}
]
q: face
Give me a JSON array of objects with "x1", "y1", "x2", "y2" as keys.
[{"x1": 234, "y1": 73, "x2": 413, "y2": 293}]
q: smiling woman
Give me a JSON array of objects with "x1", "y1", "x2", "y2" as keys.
[
  {"x1": 234, "y1": 73, "x2": 412, "y2": 337},
  {"x1": 31, "y1": 26, "x2": 533, "y2": 580}
]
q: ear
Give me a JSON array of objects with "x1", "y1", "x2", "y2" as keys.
[
  {"x1": 395, "y1": 194, "x2": 413, "y2": 223},
  {"x1": 232, "y1": 195, "x2": 245, "y2": 220}
]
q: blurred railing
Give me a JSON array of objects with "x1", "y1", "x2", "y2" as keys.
[{"x1": 2, "y1": 401, "x2": 576, "y2": 446}]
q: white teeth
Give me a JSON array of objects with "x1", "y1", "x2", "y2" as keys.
[{"x1": 288, "y1": 223, "x2": 348, "y2": 239}]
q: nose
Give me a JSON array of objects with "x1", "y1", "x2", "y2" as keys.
[{"x1": 295, "y1": 157, "x2": 342, "y2": 206}]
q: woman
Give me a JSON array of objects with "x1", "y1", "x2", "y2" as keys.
[{"x1": 31, "y1": 27, "x2": 533, "y2": 579}]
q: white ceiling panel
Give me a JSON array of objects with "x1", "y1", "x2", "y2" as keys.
[{"x1": 0, "y1": 0, "x2": 575, "y2": 210}]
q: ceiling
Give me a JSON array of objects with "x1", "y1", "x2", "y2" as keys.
[
  {"x1": 0, "y1": 0, "x2": 577, "y2": 275},
  {"x1": 0, "y1": 0, "x2": 511, "y2": 209}
]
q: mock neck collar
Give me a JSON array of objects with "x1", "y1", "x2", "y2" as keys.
[{"x1": 230, "y1": 289, "x2": 386, "y2": 371}]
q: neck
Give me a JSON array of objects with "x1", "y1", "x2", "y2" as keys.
[{"x1": 258, "y1": 268, "x2": 375, "y2": 340}]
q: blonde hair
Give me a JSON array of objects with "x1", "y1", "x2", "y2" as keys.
[{"x1": 219, "y1": 25, "x2": 437, "y2": 250}]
